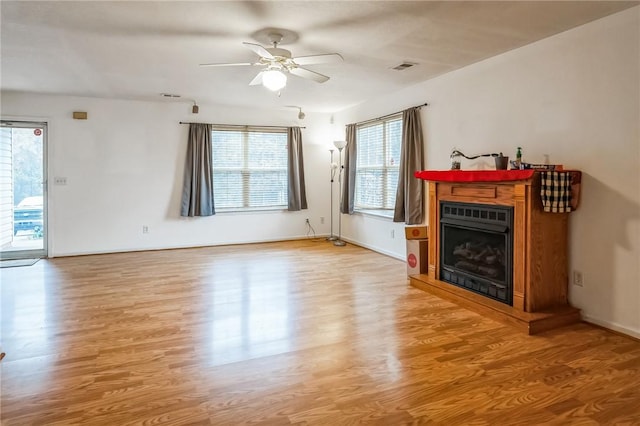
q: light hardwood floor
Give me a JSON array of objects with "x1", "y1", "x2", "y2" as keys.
[{"x1": 1, "y1": 240, "x2": 639, "y2": 425}]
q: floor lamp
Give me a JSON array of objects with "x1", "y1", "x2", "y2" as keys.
[
  {"x1": 333, "y1": 140, "x2": 347, "y2": 246},
  {"x1": 327, "y1": 149, "x2": 338, "y2": 241}
]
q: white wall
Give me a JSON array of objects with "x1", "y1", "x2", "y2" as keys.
[
  {"x1": 335, "y1": 7, "x2": 640, "y2": 337},
  {"x1": 0, "y1": 93, "x2": 337, "y2": 256}
]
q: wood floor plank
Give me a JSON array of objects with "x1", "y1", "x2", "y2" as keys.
[{"x1": 1, "y1": 240, "x2": 639, "y2": 424}]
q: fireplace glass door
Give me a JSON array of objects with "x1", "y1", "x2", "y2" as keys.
[{"x1": 440, "y1": 202, "x2": 513, "y2": 305}]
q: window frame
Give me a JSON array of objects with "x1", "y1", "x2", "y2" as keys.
[
  {"x1": 211, "y1": 125, "x2": 288, "y2": 213},
  {"x1": 354, "y1": 114, "x2": 403, "y2": 218}
]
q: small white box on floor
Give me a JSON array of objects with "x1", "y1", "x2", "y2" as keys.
[{"x1": 406, "y1": 239, "x2": 428, "y2": 276}]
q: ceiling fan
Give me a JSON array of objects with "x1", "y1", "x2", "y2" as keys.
[{"x1": 200, "y1": 32, "x2": 343, "y2": 92}]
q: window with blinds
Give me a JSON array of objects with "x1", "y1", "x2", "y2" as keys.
[
  {"x1": 355, "y1": 114, "x2": 402, "y2": 216},
  {"x1": 212, "y1": 127, "x2": 288, "y2": 211}
]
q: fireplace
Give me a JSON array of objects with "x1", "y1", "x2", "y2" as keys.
[
  {"x1": 439, "y1": 202, "x2": 513, "y2": 305},
  {"x1": 409, "y1": 173, "x2": 581, "y2": 334}
]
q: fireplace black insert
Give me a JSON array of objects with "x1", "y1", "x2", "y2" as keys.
[{"x1": 440, "y1": 201, "x2": 513, "y2": 305}]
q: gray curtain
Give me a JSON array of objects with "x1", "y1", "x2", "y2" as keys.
[
  {"x1": 180, "y1": 123, "x2": 215, "y2": 217},
  {"x1": 341, "y1": 124, "x2": 357, "y2": 214},
  {"x1": 287, "y1": 127, "x2": 308, "y2": 211},
  {"x1": 393, "y1": 107, "x2": 424, "y2": 224}
]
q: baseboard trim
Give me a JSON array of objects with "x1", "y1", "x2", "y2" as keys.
[
  {"x1": 581, "y1": 315, "x2": 640, "y2": 341},
  {"x1": 50, "y1": 235, "x2": 330, "y2": 258},
  {"x1": 339, "y1": 237, "x2": 404, "y2": 261}
]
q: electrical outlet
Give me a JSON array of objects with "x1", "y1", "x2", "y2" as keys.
[
  {"x1": 320, "y1": 217, "x2": 325, "y2": 224},
  {"x1": 142, "y1": 225, "x2": 149, "y2": 234},
  {"x1": 573, "y1": 270, "x2": 583, "y2": 287}
]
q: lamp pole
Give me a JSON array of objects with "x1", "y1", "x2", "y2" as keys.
[
  {"x1": 327, "y1": 149, "x2": 337, "y2": 241},
  {"x1": 333, "y1": 141, "x2": 347, "y2": 247}
]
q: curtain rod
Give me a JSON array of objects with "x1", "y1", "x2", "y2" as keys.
[
  {"x1": 349, "y1": 102, "x2": 429, "y2": 127},
  {"x1": 179, "y1": 122, "x2": 306, "y2": 129}
]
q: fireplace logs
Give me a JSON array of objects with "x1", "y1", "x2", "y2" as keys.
[{"x1": 452, "y1": 241, "x2": 504, "y2": 278}]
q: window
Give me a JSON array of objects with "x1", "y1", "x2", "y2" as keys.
[
  {"x1": 354, "y1": 115, "x2": 402, "y2": 216},
  {"x1": 212, "y1": 127, "x2": 288, "y2": 211}
]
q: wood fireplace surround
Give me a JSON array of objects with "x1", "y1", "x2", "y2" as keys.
[{"x1": 411, "y1": 170, "x2": 581, "y2": 334}]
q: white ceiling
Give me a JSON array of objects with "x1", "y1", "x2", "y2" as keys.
[{"x1": 1, "y1": 1, "x2": 637, "y2": 113}]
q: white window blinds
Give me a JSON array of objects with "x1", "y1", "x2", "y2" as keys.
[
  {"x1": 212, "y1": 127, "x2": 288, "y2": 211},
  {"x1": 355, "y1": 115, "x2": 402, "y2": 214}
]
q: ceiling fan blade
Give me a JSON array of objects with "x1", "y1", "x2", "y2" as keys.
[
  {"x1": 249, "y1": 72, "x2": 263, "y2": 86},
  {"x1": 289, "y1": 67, "x2": 330, "y2": 83},
  {"x1": 199, "y1": 62, "x2": 254, "y2": 67},
  {"x1": 242, "y1": 42, "x2": 274, "y2": 59},
  {"x1": 292, "y1": 53, "x2": 343, "y2": 65}
]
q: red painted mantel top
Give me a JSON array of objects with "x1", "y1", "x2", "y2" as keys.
[{"x1": 414, "y1": 169, "x2": 535, "y2": 182}]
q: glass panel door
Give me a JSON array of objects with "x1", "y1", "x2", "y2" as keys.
[{"x1": 0, "y1": 121, "x2": 47, "y2": 260}]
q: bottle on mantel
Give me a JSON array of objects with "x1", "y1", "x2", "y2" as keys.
[{"x1": 515, "y1": 147, "x2": 523, "y2": 170}]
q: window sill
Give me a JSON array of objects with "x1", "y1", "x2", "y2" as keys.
[
  {"x1": 354, "y1": 209, "x2": 394, "y2": 220},
  {"x1": 216, "y1": 207, "x2": 288, "y2": 214}
]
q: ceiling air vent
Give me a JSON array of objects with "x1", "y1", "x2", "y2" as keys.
[{"x1": 391, "y1": 62, "x2": 417, "y2": 71}]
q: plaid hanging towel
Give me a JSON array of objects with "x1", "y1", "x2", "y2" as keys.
[{"x1": 540, "y1": 171, "x2": 573, "y2": 213}]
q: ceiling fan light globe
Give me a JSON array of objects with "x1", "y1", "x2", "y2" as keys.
[{"x1": 263, "y1": 70, "x2": 287, "y2": 91}]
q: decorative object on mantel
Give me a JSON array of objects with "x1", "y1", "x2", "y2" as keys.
[
  {"x1": 511, "y1": 161, "x2": 560, "y2": 171},
  {"x1": 494, "y1": 153, "x2": 509, "y2": 170},
  {"x1": 514, "y1": 146, "x2": 523, "y2": 169},
  {"x1": 541, "y1": 171, "x2": 573, "y2": 213},
  {"x1": 449, "y1": 148, "x2": 508, "y2": 170}
]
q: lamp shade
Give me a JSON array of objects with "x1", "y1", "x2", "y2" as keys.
[
  {"x1": 263, "y1": 70, "x2": 287, "y2": 91},
  {"x1": 333, "y1": 140, "x2": 347, "y2": 150}
]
